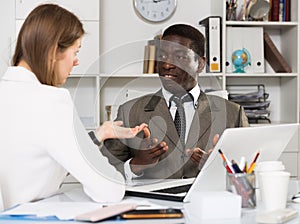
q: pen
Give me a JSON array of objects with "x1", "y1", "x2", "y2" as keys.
[
  {"x1": 232, "y1": 160, "x2": 243, "y2": 173},
  {"x1": 218, "y1": 149, "x2": 234, "y2": 173},
  {"x1": 243, "y1": 162, "x2": 248, "y2": 173}
]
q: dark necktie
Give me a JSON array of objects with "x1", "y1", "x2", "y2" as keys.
[{"x1": 171, "y1": 94, "x2": 194, "y2": 149}]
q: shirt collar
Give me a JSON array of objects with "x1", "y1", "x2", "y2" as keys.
[
  {"x1": 162, "y1": 85, "x2": 201, "y2": 108},
  {"x1": 1, "y1": 66, "x2": 41, "y2": 84}
]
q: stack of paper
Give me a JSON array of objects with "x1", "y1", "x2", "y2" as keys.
[{"x1": 227, "y1": 84, "x2": 271, "y2": 123}]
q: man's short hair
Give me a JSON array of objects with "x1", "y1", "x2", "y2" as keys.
[{"x1": 162, "y1": 24, "x2": 205, "y2": 57}]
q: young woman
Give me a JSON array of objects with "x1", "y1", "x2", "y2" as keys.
[{"x1": 0, "y1": 4, "x2": 146, "y2": 209}]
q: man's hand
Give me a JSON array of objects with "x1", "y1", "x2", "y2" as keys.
[
  {"x1": 185, "y1": 134, "x2": 219, "y2": 170},
  {"x1": 130, "y1": 127, "x2": 168, "y2": 175}
]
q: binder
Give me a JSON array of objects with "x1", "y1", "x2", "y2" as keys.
[
  {"x1": 143, "y1": 39, "x2": 158, "y2": 74},
  {"x1": 285, "y1": 0, "x2": 290, "y2": 21},
  {"x1": 143, "y1": 45, "x2": 150, "y2": 73},
  {"x1": 147, "y1": 44, "x2": 156, "y2": 74},
  {"x1": 199, "y1": 16, "x2": 222, "y2": 73},
  {"x1": 271, "y1": 0, "x2": 280, "y2": 21},
  {"x1": 143, "y1": 44, "x2": 156, "y2": 74},
  {"x1": 226, "y1": 27, "x2": 265, "y2": 73},
  {"x1": 263, "y1": 32, "x2": 292, "y2": 73}
]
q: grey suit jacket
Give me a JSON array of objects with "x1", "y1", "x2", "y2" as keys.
[{"x1": 102, "y1": 89, "x2": 249, "y2": 179}]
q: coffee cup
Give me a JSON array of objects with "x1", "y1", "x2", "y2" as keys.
[{"x1": 259, "y1": 171, "x2": 290, "y2": 212}]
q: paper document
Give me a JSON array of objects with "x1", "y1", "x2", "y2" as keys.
[
  {"x1": 1, "y1": 202, "x2": 103, "y2": 220},
  {"x1": 0, "y1": 185, "x2": 179, "y2": 221},
  {"x1": 0, "y1": 198, "x2": 171, "y2": 221}
]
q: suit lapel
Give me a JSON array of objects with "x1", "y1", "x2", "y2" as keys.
[
  {"x1": 186, "y1": 92, "x2": 212, "y2": 150},
  {"x1": 143, "y1": 90, "x2": 226, "y2": 153},
  {"x1": 143, "y1": 90, "x2": 180, "y2": 148},
  {"x1": 186, "y1": 91, "x2": 230, "y2": 151}
]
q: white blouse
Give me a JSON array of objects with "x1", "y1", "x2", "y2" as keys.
[{"x1": 0, "y1": 66, "x2": 125, "y2": 209}]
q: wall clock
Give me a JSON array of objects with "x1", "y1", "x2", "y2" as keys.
[{"x1": 133, "y1": 0, "x2": 177, "y2": 23}]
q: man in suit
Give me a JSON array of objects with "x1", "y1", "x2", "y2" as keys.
[{"x1": 102, "y1": 24, "x2": 249, "y2": 179}]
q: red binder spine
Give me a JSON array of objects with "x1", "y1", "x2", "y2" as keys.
[
  {"x1": 285, "y1": 0, "x2": 290, "y2": 21},
  {"x1": 271, "y1": 0, "x2": 280, "y2": 21}
]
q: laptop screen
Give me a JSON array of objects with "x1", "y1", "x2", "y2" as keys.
[
  {"x1": 184, "y1": 123, "x2": 298, "y2": 202},
  {"x1": 126, "y1": 124, "x2": 298, "y2": 203}
]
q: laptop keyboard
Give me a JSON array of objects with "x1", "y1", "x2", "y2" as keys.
[{"x1": 152, "y1": 184, "x2": 192, "y2": 194}]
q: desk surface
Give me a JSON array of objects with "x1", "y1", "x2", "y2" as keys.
[{"x1": 1, "y1": 185, "x2": 300, "y2": 224}]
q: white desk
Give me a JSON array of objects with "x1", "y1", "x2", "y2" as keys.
[{"x1": 1, "y1": 185, "x2": 300, "y2": 224}]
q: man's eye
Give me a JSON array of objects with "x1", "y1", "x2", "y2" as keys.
[
  {"x1": 158, "y1": 54, "x2": 167, "y2": 60},
  {"x1": 176, "y1": 54, "x2": 188, "y2": 60}
]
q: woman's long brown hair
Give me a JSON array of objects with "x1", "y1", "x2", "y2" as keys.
[{"x1": 12, "y1": 4, "x2": 85, "y2": 86}]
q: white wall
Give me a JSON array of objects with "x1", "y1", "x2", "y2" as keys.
[
  {"x1": 0, "y1": 2, "x2": 15, "y2": 76},
  {"x1": 99, "y1": 0, "x2": 214, "y2": 74},
  {"x1": 0, "y1": 1, "x2": 217, "y2": 75}
]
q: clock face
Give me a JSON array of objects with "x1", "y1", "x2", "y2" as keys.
[{"x1": 134, "y1": 0, "x2": 177, "y2": 22}]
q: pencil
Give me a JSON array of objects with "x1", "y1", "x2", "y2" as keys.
[
  {"x1": 218, "y1": 149, "x2": 234, "y2": 173},
  {"x1": 247, "y1": 163, "x2": 256, "y2": 174},
  {"x1": 248, "y1": 151, "x2": 260, "y2": 172},
  {"x1": 252, "y1": 151, "x2": 260, "y2": 163}
]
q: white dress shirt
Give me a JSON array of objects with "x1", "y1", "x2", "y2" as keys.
[
  {"x1": 162, "y1": 85, "x2": 200, "y2": 143},
  {"x1": 0, "y1": 66, "x2": 125, "y2": 209},
  {"x1": 124, "y1": 85, "x2": 201, "y2": 180}
]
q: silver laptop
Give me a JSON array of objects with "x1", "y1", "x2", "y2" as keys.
[{"x1": 125, "y1": 123, "x2": 298, "y2": 202}]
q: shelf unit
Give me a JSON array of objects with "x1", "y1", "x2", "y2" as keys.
[
  {"x1": 14, "y1": 0, "x2": 100, "y2": 130},
  {"x1": 1, "y1": 1, "x2": 299, "y2": 178},
  {"x1": 221, "y1": 0, "x2": 300, "y2": 177},
  {"x1": 98, "y1": 73, "x2": 226, "y2": 122},
  {"x1": 5, "y1": 1, "x2": 299, "y2": 128},
  {"x1": 97, "y1": 0, "x2": 300, "y2": 177},
  {"x1": 222, "y1": 1, "x2": 299, "y2": 124},
  {"x1": 222, "y1": 20, "x2": 299, "y2": 123},
  {"x1": 99, "y1": 1, "x2": 299, "y2": 126},
  {"x1": 99, "y1": 74, "x2": 161, "y2": 122}
]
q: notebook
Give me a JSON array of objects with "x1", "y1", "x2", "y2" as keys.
[{"x1": 125, "y1": 123, "x2": 298, "y2": 202}]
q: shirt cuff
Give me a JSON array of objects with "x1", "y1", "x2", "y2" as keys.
[
  {"x1": 124, "y1": 158, "x2": 144, "y2": 181},
  {"x1": 88, "y1": 131, "x2": 102, "y2": 146}
]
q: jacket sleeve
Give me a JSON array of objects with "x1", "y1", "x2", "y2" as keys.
[
  {"x1": 238, "y1": 105, "x2": 250, "y2": 127},
  {"x1": 46, "y1": 90, "x2": 125, "y2": 203},
  {"x1": 101, "y1": 104, "x2": 132, "y2": 176}
]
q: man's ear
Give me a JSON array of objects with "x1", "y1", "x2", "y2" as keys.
[{"x1": 197, "y1": 56, "x2": 206, "y2": 73}]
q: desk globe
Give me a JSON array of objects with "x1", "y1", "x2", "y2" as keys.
[{"x1": 231, "y1": 48, "x2": 251, "y2": 73}]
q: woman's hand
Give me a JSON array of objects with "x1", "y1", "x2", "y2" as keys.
[{"x1": 95, "y1": 121, "x2": 148, "y2": 142}]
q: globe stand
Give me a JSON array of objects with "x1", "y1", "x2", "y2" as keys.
[
  {"x1": 231, "y1": 48, "x2": 251, "y2": 73},
  {"x1": 234, "y1": 67, "x2": 247, "y2": 73}
]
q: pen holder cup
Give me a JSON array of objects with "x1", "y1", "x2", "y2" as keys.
[{"x1": 226, "y1": 172, "x2": 256, "y2": 208}]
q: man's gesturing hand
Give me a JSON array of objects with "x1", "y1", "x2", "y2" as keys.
[{"x1": 130, "y1": 127, "x2": 168, "y2": 175}]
